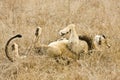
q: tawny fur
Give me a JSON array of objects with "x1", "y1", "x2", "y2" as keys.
[
  {"x1": 59, "y1": 24, "x2": 88, "y2": 59},
  {"x1": 34, "y1": 27, "x2": 76, "y2": 60},
  {"x1": 11, "y1": 43, "x2": 26, "y2": 61}
]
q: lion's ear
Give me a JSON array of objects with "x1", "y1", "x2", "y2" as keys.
[{"x1": 102, "y1": 34, "x2": 106, "y2": 39}]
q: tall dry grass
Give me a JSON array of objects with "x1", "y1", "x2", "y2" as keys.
[{"x1": 0, "y1": 0, "x2": 120, "y2": 80}]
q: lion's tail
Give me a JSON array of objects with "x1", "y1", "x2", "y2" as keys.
[{"x1": 5, "y1": 34, "x2": 22, "y2": 62}]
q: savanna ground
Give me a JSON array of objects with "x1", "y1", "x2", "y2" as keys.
[{"x1": 0, "y1": 0, "x2": 120, "y2": 80}]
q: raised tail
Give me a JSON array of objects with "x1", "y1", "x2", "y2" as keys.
[{"x1": 5, "y1": 34, "x2": 22, "y2": 62}]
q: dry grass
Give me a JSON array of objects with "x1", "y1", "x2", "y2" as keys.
[{"x1": 0, "y1": 0, "x2": 120, "y2": 80}]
